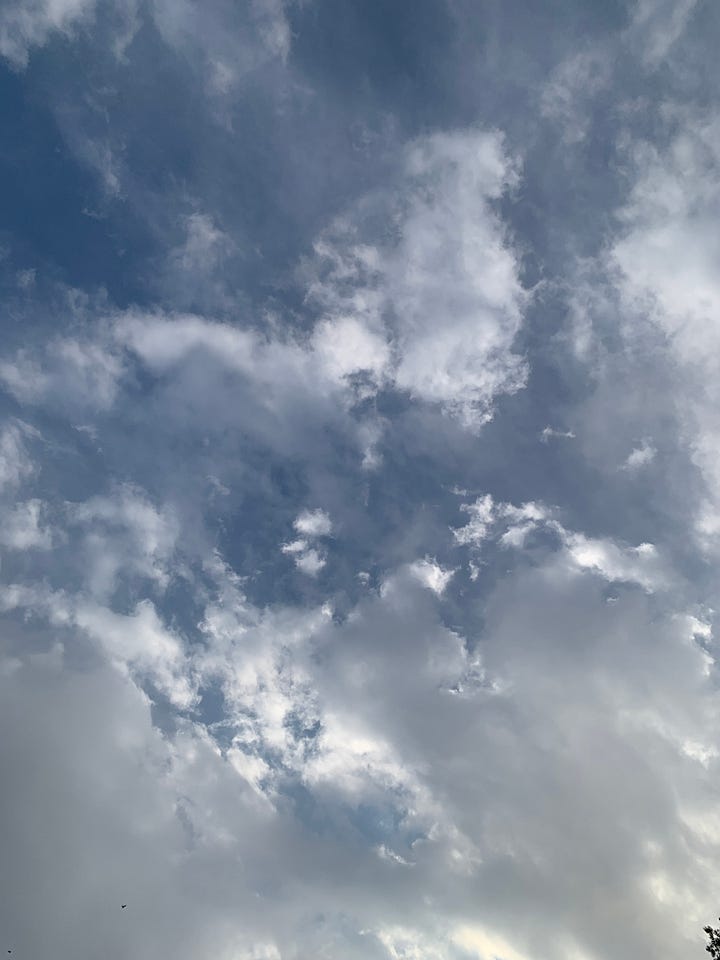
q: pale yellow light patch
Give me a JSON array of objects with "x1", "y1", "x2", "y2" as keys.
[{"x1": 451, "y1": 925, "x2": 530, "y2": 960}]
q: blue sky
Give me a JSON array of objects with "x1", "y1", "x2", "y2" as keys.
[{"x1": 1, "y1": 1, "x2": 720, "y2": 958}]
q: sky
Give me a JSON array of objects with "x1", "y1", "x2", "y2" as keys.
[{"x1": 1, "y1": 1, "x2": 720, "y2": 958}]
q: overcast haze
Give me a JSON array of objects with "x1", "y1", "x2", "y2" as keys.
[{"x1": 1, "y1": 1, "x2": 720, "y2": 958}]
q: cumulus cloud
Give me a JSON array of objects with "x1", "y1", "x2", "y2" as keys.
[
  {"x1": 0, "y1": 128, "x2": 528, "y2": 472},
  {"x1": 0, "y1": 582, "x2": 195, "y2": 708},
  {"x1": 2, "y1": 520, "x2": 717, "y2": 959},
  {"x1": 282, "y1": 540, "x2": 326, "y2": 575},
  {"x1": 407, "y1": 557, "x2": 455, "y2": 595},
  {"x1": 0, "y1": 645, "x2": 280, "y2": 959},
  {"x1": 293, "y1": 508, "x2": 333, "y2": 538},
  {"x1": 598, "y1": 110, "x2": 720, "y2": 548},
  {"x1": 116, "y1": 310, "x2": 386, "y2": 409},
  {"x1": 309, "y1": 129, "x2": 529, "y2": 428},
  {"x1": 311, "y1": 316, "x2": 390, "y2": 392},
  {"x1": 109, "y1": 133, "x2": 528, "y2": 435},
  {"x1": 453, "y1": 494, "x2": 670, "y2": 591},
  {"x1": 0, "y1": 336, "x2": 122, "y2": 412},
  {"x1": 74, "y1": 599, "x2": 197, "y2": 708},
  {"x1": 281, "y1": 509, "x2": 333, "y2": 575},
  {"x1": 453, "y1": 494, "x2": 551, "y2": 551},
  {"x1": 69, "y1": 485, "x2": 179, "y2": 598},
  {"x1": 561, "y1": 532, "x2": 668, "y2": 592}
]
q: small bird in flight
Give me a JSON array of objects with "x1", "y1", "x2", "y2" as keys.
[{"x1": 121, "y1": 904, "x2": 127, "y2": 909}]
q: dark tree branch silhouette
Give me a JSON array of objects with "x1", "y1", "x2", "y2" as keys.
[{"x1": 704, "y1": 919, "x2": 720, "y2": 959}]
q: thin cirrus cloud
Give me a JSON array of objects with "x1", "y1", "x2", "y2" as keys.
[{"x1": 1, "y1": 2, "x2": 719, "y2": 960}]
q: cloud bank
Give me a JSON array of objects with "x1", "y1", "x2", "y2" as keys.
[{"x1": 1, "y1": 1, "x2": 720, "y2": 959}]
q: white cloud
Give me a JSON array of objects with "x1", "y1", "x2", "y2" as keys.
[
  {"x1": 561, "y1": 533, "x2": 667, "y2": 592},
  {"x1": 453, "y1": 925, "x2": 533, "y2": 960},
  {"x1": 293, "y1": 547, "x2": 326, "y2": 576},
  {"x1": 624, "y1": 0, "x2": 698, "y2": 66},
  {"x1": 453, "y1": 494, "x2": 551, "y2": 551},
  {"x1": 69, "y1": 484, "x2": 179, "y2": 598},
  {"x1": 74, "y1": 599, "x2": 197, "y2": 708},
  {"x1": 0, "y1": 642, "x2": 284, "y2": 959},
  {"x1": 453, "y1": 493, "x2": 670, "y2": 591},
  {"x1": 622, "y1": 440, "x2": 656, "y2": 471},
  {"x1": 281, "y1": 539, "x2": 326, "y2": 576},
  {"x1": 375, "y1": 925, "x2": 448, "y2": 960},
  {"x1": 309, "y1": 129, "x2": 529, "y2": 428},
  {"x1": 0, "y1": 494, "x2": 717, "y2": 960},
  {"x1": 0, "y1": 0, "x2": 291, "y2": 82},
  {"x1": 0, "y1": 304, "x2": 389, "y2": 494},
  {"x1": 0, "y1": 129, "x2": 528, "y2": 481},
  {"x1": 294, "y1": 508, "x2": 333, "y2": 538},
  {"x1": 540, "y1": 425, "x2": 576, "y2": 442},
  {"x1": 0, "y1": 0, "x2": 96, "y2": 67},
  {"x1": 169, "y1": 213, "x2": 232, "y2": 275},
  {"x1": 541, "y1": 48, "x2": 612, "y2": 144},
  {"x1": 281, "y1": 537, "x2": 307, "y2": 555},
  {"x1": 250, "y1": 0, "x2": 290, "y2": 60},
  {"x1": 0, "y1": 499, "x2": 52, "y2": 550},
  {"x1": 311, "y1": 315, "x2": 390, "y2": 389},
  {"x1": 452, "y1": 493, "x2": 497, "y2": 546},
  {"x1": 281, "y1": 509, "x2": 333, "y2": 575},
  {"x1": 0, "y1": 420, "x2": 37, "y2": 493},
  {"x1": 116, "y1": 310, "x2": 384, "y2": 406},
  {"x1": 408, "y1": 558, "x2": 455, "y2": 596},
  {"x1": 0, "y1": 337, "x2": 122, "y2": 411},
  {"x1": 150, "y1": 0, "x2": 293, "y2": 98},
  {"x1": 0, "y1": 582, "x2": 195, "y2": 708},
  {"x1": 606, "y1": 111, "x2": 720, "y2": 548}
]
